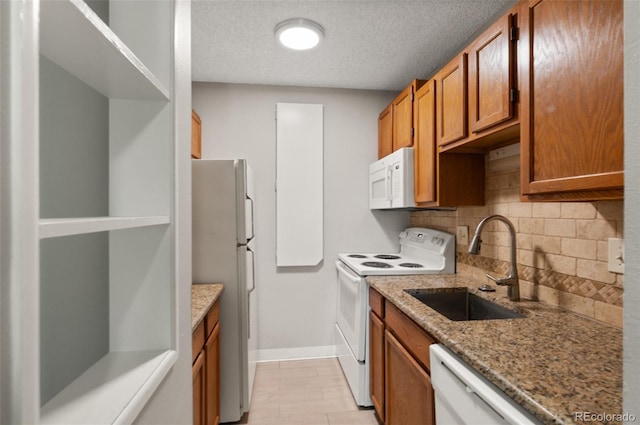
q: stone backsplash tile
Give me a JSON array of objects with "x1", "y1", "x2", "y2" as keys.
[{"x1": 411, "y1": 164, "x2": 624, "y2": 328}]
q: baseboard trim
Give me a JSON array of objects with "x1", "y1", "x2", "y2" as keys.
[{"x1": 257, "y1": 345, "x2": 337, "y2": 363}]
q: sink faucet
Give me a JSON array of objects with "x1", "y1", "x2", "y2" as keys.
[{"x1": 468, "y1": 215, "x2": 520, "y2": 301}]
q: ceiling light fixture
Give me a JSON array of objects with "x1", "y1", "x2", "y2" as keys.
[{"x1": 275, "y1": 18, "x2": 325, "y2": 51}]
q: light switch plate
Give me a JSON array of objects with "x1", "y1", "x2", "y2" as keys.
[
  {"x1": 608, "y1": 238, "x2": 624, "y2": 274},
  {"x1": 457, "y1": 226, "x2": 469, "y2": 246}
]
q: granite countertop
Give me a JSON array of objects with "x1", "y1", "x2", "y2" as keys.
[
  {"x1": 192, "y1": 283, "x2": 224, "y2": 332},
  {"x1": 367, "y1": 274, "x2": 623, "y2": 425}
]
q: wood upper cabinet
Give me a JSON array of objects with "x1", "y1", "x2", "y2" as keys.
[
  {"x1": 519, "y1": 0, "x2": 623, "y2": 201},
  {"x1": 468, "y1": 12, "x2": 516, "y2": 133},
  {"x1": 414, "y1": 80, "x2": 486, "y2": 207},
  {"x1": 192, "y1": 109, "x2": 202, "y2": 159},
  {"x1": 378, "y1": 104, "x2": 394, "y2": 159},
  {"x1": 392, "y1": 83, "x2": 417, "y2": 150},
  {"x1": 435, "y1": 4, "x2": 520, "y2": 153},
  {"x1": 413, "y1": 80, "x2": 437, "y2": 204},
  {"x1": 435, "y1": 54, "x2": 467, "y2": 147},
  {"x1": 369, "y1": 288, "x2": 385, "y2": 422},
  {"x1": 377, "y1": 80, "x2": 426, "y2": 158}
]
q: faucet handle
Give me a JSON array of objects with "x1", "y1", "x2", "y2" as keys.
[{"x1": 486, "y1": 273, "x2": 515, "y2": 286}]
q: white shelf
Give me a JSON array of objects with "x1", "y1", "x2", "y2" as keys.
[
  {"x1": 40, "y1": 350, "x2": 177, "y2": 425},
  {"x1": 39, "y1": 0, "x2": 170, "y2": 100},
  {"x1": 39, "y1": 216, "x2": 170, "y2": 239}
]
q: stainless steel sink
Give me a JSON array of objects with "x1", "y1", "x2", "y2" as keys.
[{"x1": 404, "y1": 288, "x2": 525, "y2": 321}]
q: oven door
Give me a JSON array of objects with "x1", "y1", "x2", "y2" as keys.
[{"x1": 335, "y1": 260, "x2": 368, "y2": 361}]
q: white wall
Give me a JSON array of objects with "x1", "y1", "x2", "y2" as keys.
[
  {"x1": 624, "y1": 0, "x2": 640, "y2": 420},
  {"x1": 192, "y1": 82, "x2": 410, "y2": 359}
]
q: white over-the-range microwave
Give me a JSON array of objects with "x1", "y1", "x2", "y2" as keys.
[{"x1": 369, "y1": 147, "x2": 415, "y2": 209}]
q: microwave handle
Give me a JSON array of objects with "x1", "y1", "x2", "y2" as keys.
[{"x1": 386, "y1": 165, "x2": 393, "y2": 201}]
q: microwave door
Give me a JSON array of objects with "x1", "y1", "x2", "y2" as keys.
[
  {"x1": 390, "y1": 161, "x2": 405, "y2": 208},
  {"x1": 389, "y1": 149, "x2": 416, "y2": 209},
  {"x1": 369, "y1": 161, "x2": 392, "y2": 209}
]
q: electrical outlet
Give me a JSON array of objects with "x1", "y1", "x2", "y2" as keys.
[
  {"x1": 457, "y1": 225, "x2": 469, "y2": 245},
  {"x1": 608, "y1": 238, "x2": 624, "y2": 274}
]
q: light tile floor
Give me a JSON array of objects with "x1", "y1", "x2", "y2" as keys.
[{"x1": 238, "y1": 358, "x2": 379, "y2": 425}]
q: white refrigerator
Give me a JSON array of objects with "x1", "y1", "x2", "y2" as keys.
[{"x1": 192, "y1": 159, "x2": 257, "y2": 423}]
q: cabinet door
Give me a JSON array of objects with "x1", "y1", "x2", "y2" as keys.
[
  {"x1": 205, "y1": 322, "x2": 220, "y2": 425},
  {"x1": 392, "y1": 85, "x2": 415, "y2": 150},
  {"x1": 192, "y1": 109, "x2": 202, "y2": 159},
  {"x1": 413, "y1": 80, "x2": 437, "y2": 204},
  {"x1": 378, "y1": 104, "x2": 393, "y2": 159},
  {"x1": 520, "y1": 0, "x2": 623, "y2": 200},
  {"x1": 193, "y1": 351, "x2": 206, "y2": 425},
  {"x1": 436, "y1": 54, "x2": 467, "y2": 147},
  {"x1": 370, "y1": 311, "x2": 385, "y2": 421},
  {"x1": 468, "y1": 13, "x2": 515, "y2": 133},
  {"x1": 385, "y1": 330, "x2": 435, "y2": 425}
]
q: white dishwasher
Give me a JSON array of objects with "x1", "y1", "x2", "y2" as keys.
[{"x1": 430, "y1": 344, "x2": 542, "y2": 425}]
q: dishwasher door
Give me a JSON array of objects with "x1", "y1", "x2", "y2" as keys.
[{"x1": 429, "y1": 344, "x2": 542, "y2": 425}]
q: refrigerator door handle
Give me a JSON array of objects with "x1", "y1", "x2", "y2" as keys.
[
  {"x1": 245, "y1": 197, "x2": 255, "y2": 241},
  {"x1": 247, "y1": 246, "x2": 256, "y2": 340},
  {"x1": 248, "y1": 247, "x2": 256, "y2": 294}
]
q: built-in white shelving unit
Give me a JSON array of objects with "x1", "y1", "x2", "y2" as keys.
[
  {"x1": 40, "y1": 350, "x2": 177, "y2": 425},
  {"x1": 0, "y1": 0, "x2": 190, "y2": 423},
  {"x1": 39, "y1": 0, "x2": 169, "y2": 100},
  {"x1": 39, "y1": 216, "x2": 170, "y2": 239}
]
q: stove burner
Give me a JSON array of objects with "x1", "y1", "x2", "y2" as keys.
[
  {"x1": 347, "y1": 254, "x2": 368, "y2": 258},
  {"x1": 399, "y1": 263, "x2": 424, "y2": 268},
  {"x1": 362, "y1": 261, "x2": 393, "y2": 268},
  {"x1": 374, "y1": 254, "x2": 401, "y2": 260}
]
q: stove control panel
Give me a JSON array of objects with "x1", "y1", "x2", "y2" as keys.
[{"x1": 399, "y1": 227, "x2": 455, "y2": 253}]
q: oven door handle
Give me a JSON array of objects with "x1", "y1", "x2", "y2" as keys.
[{"x1": 336, "y1": 261, "x2": 362, "y2": 285}]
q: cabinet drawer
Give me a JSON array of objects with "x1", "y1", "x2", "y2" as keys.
[
  {"x1": 385, "y1": 301, "x2": 436, "y2": 372},
  {"x1": 205, "y1": 301, "x2": 220, "y2": 340},
  {"x1": 192, "y1": 321, "x2": 205, "y2": 364},
  {"x1": 369, "y1": 287, "x2": 384, "y2": 318}
]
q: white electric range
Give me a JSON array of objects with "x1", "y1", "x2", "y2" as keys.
[{"x1": 335, "y1": 227, "x2": 456, "y2": 407}]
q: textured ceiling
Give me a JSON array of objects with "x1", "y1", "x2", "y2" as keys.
[{"x1": 192, "y1": 0, "x2": 517, "y2": 91}]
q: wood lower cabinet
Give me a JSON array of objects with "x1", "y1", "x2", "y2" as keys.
[
  {"x1": 192, "y1": 352, "x2": 206, "y2": 425},
  {"x1": 519, "y1": 0, "x2": 623, "y2": 201},
  {"x1": 205, "y1": 322, "x2": 220, "y2": 425},
  {"x1": 192, "y1": 301, "x2": 220, "y2": 425},
  {"x1": 192, "y1": 109, "x2": 202, "y2": 159},
  {"x1": 369, "y1": 288, "x2": 436, "y2": 425},
  {"x1": 369, "y1": 289, "x2": 386, "y2": 421},
  {"x1": 385, "y1": 331, "x2": 435, "y2": 425}
]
